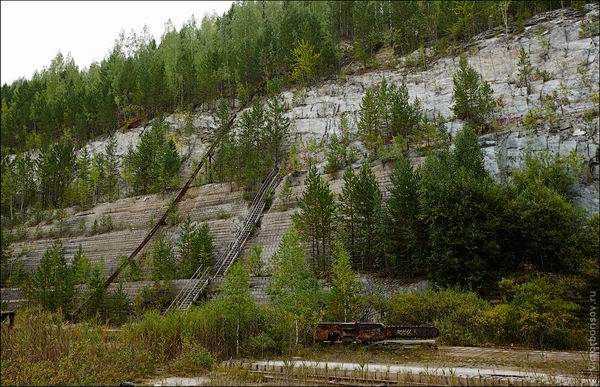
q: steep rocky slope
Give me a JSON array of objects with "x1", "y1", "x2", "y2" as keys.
[{"x1": 2, "y1": 4, "x2": 598, "y2": 306}]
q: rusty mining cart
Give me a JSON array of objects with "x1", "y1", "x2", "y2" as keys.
[{"x1": 315, "y1": 322, "x2": 439, "y2": 347}]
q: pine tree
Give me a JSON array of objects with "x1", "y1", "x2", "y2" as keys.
[
  {"x1": 452, "y1": 56, "x2": 497, "y2": 132},
  {"x1": 89, "y1": 152, "x2": 106, "y2": 204},
  {"x1": 293, "y1": 165, "x2": 336, "y2": 273},
  {"x1": 279, "y1": 177, "x2": 293, "y2": 210},
  {"x1": 325, "y1": 132, "x2": 343, "y2": 174},
  {"x1": 71, "y1": 245, "x2": 91, "y2": 284},
  {"x1": 453, "y1": 126, "x2": 486, "y2": 178},
  {"x1": 104, "y1": 135, "x2": 120, "y2": 201},
  {"x1": 37, "y1": 138, "x2": 76, "y2": 207},
  {"x1": 178, "y1": 217, "x2": 214, "y2": 278},
  {"x1": 290, "y1": 39, "x2": 321, "y2": 84},
  {"x1": 25, "y1": 241, "x2": 75, "y2": 313},
  {"x1": 517, "y1": 47, "x2": 533, "y2": 95},
  {"x1": 84, "y1": 259, "x2": 108, "y2": 319},
  {"x1": 419, "y1": 127, "x2": 499, "y2": 292},
  {"x1": 338, "y1": 167, "x2": 359, "y2": 263},
  {"x1": 265, "y1": 94, "x2": 290, "y2": 164},
  {"x1": 387, "y1": 154, "x2": 424, "y2": 275},
  {"x1": 358, "y1": 88, "x2": 383, "y2": 158},
  {"x1": 389, "y1": 82, "x2": 423, "y2": 146},
  {"x1": 328, "y1": 244, "x2": 361, "y2": 322},
  {"x1": 150, "y1": 233, "x2": 178, "y2": 281},
  {"x1": 158, "y1": 137, "x2": 181, "y2": 191},
  {"x1": 0, "y1": 154, "x2": 16, "y2": 219},
  {"x1": 123, "y1": 116, "x2": 180, "y2": 194},
  {"x1": 12, "y1": 153, "x2": 36, "y2": 213},
  {"x1": 72, "y1": 147, "x2": 92, "y2": 208},
  {"x1": 282, "y1": 144, "x2": 301, "y2": 176},
  {"x1": 352, "y1": 163, "x2": 384, "y2": 271}
]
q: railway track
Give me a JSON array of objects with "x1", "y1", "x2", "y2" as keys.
[{"x1": 249, "y1": 369, "x2": 446, "y2": 386}]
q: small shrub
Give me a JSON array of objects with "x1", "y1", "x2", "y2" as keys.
[
  {"x1": 279, "y1": 177, "x2": 293, "y2": 210},
  {"x1": 583, "y1": 108, "x2": 598, "y2": 121},
  {"x1": 216, "y1": 208, "x2": 231, "y2": 220},
  {"x1": 496, "y1": 276, "x2": 584, "y2": 349},
  {"x1": 577, "y1": 63, "x2": 592, "y2": 91},
  {"x1": 579, "y1": 17, "x2": 599, "y2": 38},
  {"x1": 533, "y1": 68, "x2": 553, "y2": 82},
  {"x1": 118, "y1": 255, "x2": 143, "y2": 282},
  {"x1": 105, "y1": 284, "x2": 132, "y2": 326},
  {"x1": 99, "y1": 214, "x2": 113, "y2": 233},
  {"x1": 247, "y1": 244, "x2": 263, "y2": 276},
  {"x1": 168, "y1": 339, "x2": 214, "y2": 374},
  {"x1": 166, "y1": 203, "x2": 180, "y2": 226},
  {"x1": 133, "y1": 281, "x2": 176, "y2": 316},
  {"x1": 2, "y1": 259, "x2": 27, "y2": 287},
  {"x1": 534, "y1": 26, "x2": 550, "y2": 61},
  {"x1": 523, "y1": 108, "x2": 543, "y2": 129}
]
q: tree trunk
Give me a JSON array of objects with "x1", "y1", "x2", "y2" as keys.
[
  {"x1": 295, "y1": 319, "x2": 299, "y2": 347},
  {"x1": 236, "y1": 318, "x2": 240, "y2": 356}
]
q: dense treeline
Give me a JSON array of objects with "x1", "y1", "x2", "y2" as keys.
[
  {"x1": 1, "y1": 0, "x2": 573, "y2": 153},
  {"x1": 0, "y1": 113, "x2": 181, "y2": 222},
  {"x1": 295, "y1": 126, "x2": 597, "y2": 294},
  {"x1": 293, "y1": 56, "x2": 596, "y2": 293},
  {"x1": 1, "y1": 134, "x2": 122, "y2": 219}
]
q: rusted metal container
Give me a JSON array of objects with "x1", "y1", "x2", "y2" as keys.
[{"x1": 315, "y1": 322, "x2": 439, "y2": 344}]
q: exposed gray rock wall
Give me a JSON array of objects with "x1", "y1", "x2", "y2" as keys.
[{"x1": 3, "y1": 5, "x2": 598, "y2": 308}]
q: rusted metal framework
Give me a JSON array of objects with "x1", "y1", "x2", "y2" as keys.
[{"x1": 314, "y1": 322, "x2": 439, "y2": 344}]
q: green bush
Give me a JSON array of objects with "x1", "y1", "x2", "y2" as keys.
[
  {"x1": 122, "y1": 310, "x2": 185, "y2": 361},
  {"x1": 168, "y1": 339, "x2": 214, "y2": 374},
  {"x1": 386, "y1": 281, "x2": 585, "y2": 349},
  {"x1": 479, "y1": 276, "x2": 585, "y2": 349},
  {"x1": 133, "y1": 281, "x2": 176, "y2": 316},
  {"x1": 386, "y1": 288, "x2": 490, "y2": 346},
  {"x1": 247, "y1": 244, "x2": 264, "y2": 276}
]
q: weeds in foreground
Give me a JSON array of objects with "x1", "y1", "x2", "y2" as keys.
[{"x1": 0, "y1": 307, "x2": 213, "y2": 386}]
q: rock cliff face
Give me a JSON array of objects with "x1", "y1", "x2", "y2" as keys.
[{"x1": 3, "y1": 5, "x2": 598, "y2": 305}]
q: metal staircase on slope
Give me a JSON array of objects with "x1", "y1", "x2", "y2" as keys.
[{"x1": 166, "y1": 166, "x2": 282, "y2": 312}]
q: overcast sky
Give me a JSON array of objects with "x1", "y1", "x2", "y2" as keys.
[{"x1": 0, "y1": 1, "x2": 233, "y2": 84}]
